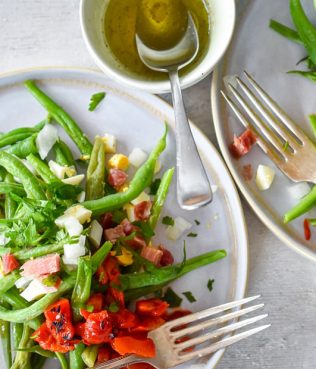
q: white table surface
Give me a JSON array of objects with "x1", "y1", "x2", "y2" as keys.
[{"x1": 0, "y1": 1, "x2": 315, "y2": 368}]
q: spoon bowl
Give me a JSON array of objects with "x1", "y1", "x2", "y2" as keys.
[{"x1": 136, "y1": 10, "x2": 213, "y2": 210}]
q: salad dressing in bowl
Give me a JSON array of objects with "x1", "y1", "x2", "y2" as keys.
[{"x1": 103, "y1": 0, "x2": 210, "y2": 81}]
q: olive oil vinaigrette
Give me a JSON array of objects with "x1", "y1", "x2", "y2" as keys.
[{"x1": 103, "y1": 0, "x2": 210, "y2": 81}]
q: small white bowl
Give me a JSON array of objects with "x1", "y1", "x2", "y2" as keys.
[{"x1": 80, "y1": 0, "x2": 236, "y2": 94}]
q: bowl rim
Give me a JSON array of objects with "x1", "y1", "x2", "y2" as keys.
[{"x1": 79, "y1": 0, "x2": 236, "y2": 93}]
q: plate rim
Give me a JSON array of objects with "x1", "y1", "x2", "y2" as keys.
[
  {"x1": 211, "y1": 63, "x2": 316, "y2": 262},
  {"x1": 0, "y1": 66, "x2": 249, "y2": 368}
]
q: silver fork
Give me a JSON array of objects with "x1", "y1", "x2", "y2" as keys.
[
  {"x1": 93, "y1": 296, "x2": 269, "y2": 369},
  {"x1": 221, "y1": 71, "x2": 316, "y2": 183}
]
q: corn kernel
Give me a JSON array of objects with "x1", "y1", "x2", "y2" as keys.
[
  {"x1": 108, "y1": 154, "x2": 129, "y2": 171},
  {"x1": 118, "y1": 184, "x2": 129, "y2": 193},
  {"x1": 116, "y1": 247, "x2": 134, "y2": 266}
]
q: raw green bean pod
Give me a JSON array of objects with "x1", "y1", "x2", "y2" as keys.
[
  {"x1": 11, "y1": 324, "x2": 32, "y2": 369},
  {"x1": 0, "y1": 302, "x2": 12, "y2": 369},
  {"x1": 284, "y1": 185, "x2": 316, "y2": 223},
  {"x1": 69, "y1": 342, "x2": 86, "y2": 369},
  {"x1": 86, "y1": 136, "x2": 106, "y2": 200},
  {"x1": 0, "y1": 152, "x2": 46, "y2": 200},
  {"x1": 269, "y1": 19, "x2": 301, "y2": 44},
  {"x1": 0, "y1": 271, "x2": 20, "y2": 297},
  {"x1": 56, "y1": 353, "x2": 69, "y2": 369},
  {"x1": 71, "y1": 256, "x2": 92, "y2": 321},
  {"x1": 83, "y1": 125, "x2": 167, "y2": 214},
  {"x1": 13, "y1": 242, "x2": 64, "y2": 261},
  {"x1": 149, "y1": 167, "x2": 174, "y2": 230},
  {"x1": 12, "y1": 322, "x2": 24, "y2": 355},
  {"x1": 5, "y1": 134, "x2": 38, "y2": 158},
  {"x1": 4, "y1": 174, "x2": 18, "y2": 219},
  {"x1": 26, "y1": 154, "x2": 58, "y2": 183},
  {"x1": 24, "y1": 80, "x2": 93, "y2": 157},
  {"x1": 91, "y1": 241, "x2": 113, "y2": 273},
  {"x1": 53, "y1": 140, "x2": 75, "y2": 167}
]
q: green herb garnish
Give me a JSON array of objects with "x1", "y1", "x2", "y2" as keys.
[
  {"x1": 108, "y1": 301, "x2": 120, "y2": 313},
  {"x1": 182, "y1": 291, "x2": 196, "y2": 303},
  {"x1": 194, "y1": 219, "x2": 200, "y2": 225},
  {"x1": 207, "y1": 279, "x2": 215, "y2": 292},
  {"x1": 149, "y1": 178, "x2": 161, "y2": 195},
  {"x1": 133, "y1": 221, "x2": 155, "y2": 238},
  {"x1": 162, "y1": 216, "x2": 174, "y2": 226},
  {"x1": 89, "y1": 92, "x2": 106, "y2": 111},
  {"x1": 164, "y1": 287, "x2": 182, "y2": 308},
  {"x1": 187, "y1": 232, "x2": 197, "y2": 238}
]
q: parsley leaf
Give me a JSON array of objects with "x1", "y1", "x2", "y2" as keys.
[
  {"x1": 187, "y1": 232, "x2": 197, "y2": 238},
  {"x1": 162, "y1": 216, "x2": 174, "y2": 226},
  {"x1": 194, "y1": 219, "x2": 200, "y2": 225},
  {"x1": 89, "y1": 92, "x2": 106, "y2": 111},
  {"x1": 133, "y1": 221, "x2": 155, "y2": 239},
  {"x1": 149, "y1": 178, "x2": 161, "y2": 195},
  {"x1": 108, "y1": 301, "x2": 120, "y2": 313},
  {"x1": 207, "y1": 279, "x2": 215, "y2": 292},
  {"x1": 182, "y1": 291, "x2": 196, "y2": 303},
  {"x1": 164, "y1": 287, "x2": 182, "y2": 308}
]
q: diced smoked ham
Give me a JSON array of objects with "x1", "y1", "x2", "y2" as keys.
[
  {"x1": 229, "y1": 129, "x2": 257, "y2": 159},
  {"x1": 2, "y1": 253, "x2": 20, "y2": 275},
  {"x1": 21, "y1": 254, "x2": 60, "y2": 278},
  {"x1": 121, "y1": 219, "x2": 137, "y2": 236},
  {"x1": 105, "y1": 225, "x2": 125, "y2": 243},
  {"x1": 134, "y1": 201, "x2": 152, "y2": 221},
  {"x1": 126, "y1": 236, "x2": 147, "y2": 249},
  {"x1": 108, "y1": 169, "x2": 128, "y2": 188},
  {"x1": 141, "y1": 247, "x2": 163, "y2": 266}
]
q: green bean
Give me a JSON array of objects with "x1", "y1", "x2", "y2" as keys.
[
  {"x1": 13, "y1": 242, "x2": 64, "y2": 261},
  {"x1": 69, "y1": 343, "x2": 86, "y2": 369},
  {"x1": 120, "y1": 249, "x2": 227, "y2": 291},
  {"x1": 0, "y1": 182, "x2": 26, "y2": 196},
  {"x1": 149, "y1": 168, "x2": 174, "y2": 230},
  {"x1": 4, "y1": 174, "x2": 18, "y2": 219},
  {"x1": 53, "y1": 140, "x2": 75, "y2": 167},
  {"x1": 0, "y1": 275, "x2": 75, "y2": 323},
  {"x1": 83, "y1": 124, "x2": 167, "y2": 215},
  {"x1": 81, "y1": 345, "x2": 99, "y2": 368},
  {"x1": 72, "y1": 257, "x2": 92, "y2": 321},
  {"x1": 31, "y1": 355, "x2": 46, "y2": 369},
  {"x1": 284, "y1": 185, "x2": 316, "y2": 223},
  {"x1": 309, "y1": 114, "x2": 316, "y2": 138},
  {"x1": 56, "y1": 353, "x2": 69, "y2": 369},
  {"x1": 0, "y1": 302, "x2": 12, "y2": 369},
  {"x1": 290, "y1": 0, "x2": 316, "y2": 65},
  {"x1": 12, "y1": 322, "x2": 24, "y2": 354},
  {"x1": 5, "y1": 134, "x2": 38, "y2": 158},
  {"x1": 91, "y1": 241, "x2": 113, "y2": 274},
  {"x1": 24, "y1": 80, "x2": 93, "y2": 157},
  {"x1": 11, "y1": 324, "x2": 32, "y2": 369},
  {"x1": 0, "y1": 152, "x2": 46, "y2": 200},
  {"x1": 0, "y1": 271, "x2": 20, "y2": 296},
  {"x1": 26, "y1": 154, "x2": 58, "y2": 183},
  {"x1": 2, "y1": 289, "x2": 41, "y2": 330},
  {"x1": 269, "y1": 19, "x2": 301, "y2": 44},
  {"x1": 86, "y1": 137, "x2": 106, "y2": 200},
  {"x1": 0, "y1": 119, "x2": 46, "y2": 149},
  {"x1": 15, "y1": 345, "x2": 54, "y2": 359}
]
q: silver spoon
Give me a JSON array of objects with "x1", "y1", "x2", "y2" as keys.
[{"x1": 136, "y1": 11, "x2": 212, "y2": 210}]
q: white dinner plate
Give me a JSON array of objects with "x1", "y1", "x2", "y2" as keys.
[
  {"x1": 211, "y1": 0, "x2": 316, "y2": 262},
  {"x1": 0, "y1": 67, "x2": 248, "y2": 369}
]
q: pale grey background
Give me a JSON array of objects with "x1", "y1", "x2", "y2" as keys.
[{"x1": 0, "y1": 0, "x2": 315, "y2": 368}]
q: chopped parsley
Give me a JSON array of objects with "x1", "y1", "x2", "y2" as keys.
[
  {"x1": 108, "y1": 301, "x2": 120, "y2": 313},
  {"x1": 207, "y1": 279, "x2": 215, "y2": 292},
  {"x1": 133, "y1": 221, "x2": 155, "y2": 239},
  {"x1": 149, "y1": 178, "x2": 161, "y2": 195},
  {"x1": 89, "y1": 92, "x2": 106, "y2": 111},
  {"x1": 194, "y1": 219, "x2": 200, "y2": 225},
  {"x1": 187, "y1": 232, "x2": 197, "y2": 238},
  {"x1": 162, "y1": 216, "x2": 174, "y2": 226},
  {"x1": 182, "y1": 291, "x2": 196, "y2": 303},
  {"x1": 164, "y1": 287, "x2": 182, "y2": 308}
]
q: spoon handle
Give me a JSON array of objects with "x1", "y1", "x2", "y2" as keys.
[{"x1": 169, "y1": 69, "x2": 212, "y2": 209}]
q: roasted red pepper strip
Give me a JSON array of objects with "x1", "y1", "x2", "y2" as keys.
[
  {"x1": 87, "y1": 293, "x2": 104, "y2": 312},
  {"x1": 111, "y1": 336, "x2": 156, "y2": 357},
  {"x1": 2, "y1": 253, "x2": 20, "y2": 274},
  {"x1": 136, "y1": 298, "x2": 169, "y2": 317}
]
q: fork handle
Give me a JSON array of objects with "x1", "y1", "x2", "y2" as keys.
[
  {"x1": 169, "y1": 69, "x2": 212, "y2": 209},
  {"x1": 93, "y1": 354, "x2": 144, "y2": 369}
]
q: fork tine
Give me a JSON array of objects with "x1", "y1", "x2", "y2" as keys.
[
  {"x1": 244, "y1": 71, "x2": 308, "y2": 142},
  {"x1": 228, "y1": 83, "x2": 287, "y2": 157},
  {"x1": 221, "y1": 90, "x2": 283, "y2": 164},
  {"x1": 178, "y1": 324, "x2": 270, "y2": 362},
  {"x1": 175, "y1": 314, "x2": 268, "y2": 351},
  {"x1": 171, "y1": 303, "x2": 264, "y2": 340},
  {"x1": 165, "y1": 296, "x2": 261, "y2": 330},
  {"x1": 235, "y1": 77, "x2": 300, "y2": 149}
]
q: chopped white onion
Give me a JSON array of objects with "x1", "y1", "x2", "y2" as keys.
[
  {"x1": 36, "y1": 125, "x2": 58, "y2": 160},
  {"x1": 64, "y1": 205, "x2": 92, "y2": 224},
  {"x1": 15, "y1": 276, "x2": 32, "y2": 289},
  {"x1": 255, "y1": 164, "x2": 275, "y2": 191},
  {"x1": 20, "y1": 279, "x2": 57, "y2": 302},
  {"x1": 62, "y1": 256, "x2": 79, "y2": 266},
  {"x1": 48, "y1": 160, "x2": 76, "y2": 180},
  {"x1": 102, "y1": 134, "x2": 117, "y2": 154},
  {"x1": 131, "y1": 192, "x2": 150, "y2": 205},
  {"x1": 211, "y1": 184, "x2": 218, "y2": 194},
  {"x1": 166, "y1": 216, "x2": 192, "y2": 241},
  {"x1": 129, "y1": 148, "x2": 148, "y2": 167},
  {"x1": 287, "y1": 182, "x2": 311, "y2": 200},
  {"x1": 63, "y1": 235, "x2": 86, "y2": 260},
  {"x1": 77, "y1": 191, "x2": 86, "y2": 203},
  {"x1": 64, "y1": 216, "x2": 83, "y2": 237},
  {"x1": 88, "y1": 220, "x2": 103, "y2": 248},
  {"x1": 62, "y1": 174, "x2": 85, "y2": 185}
]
